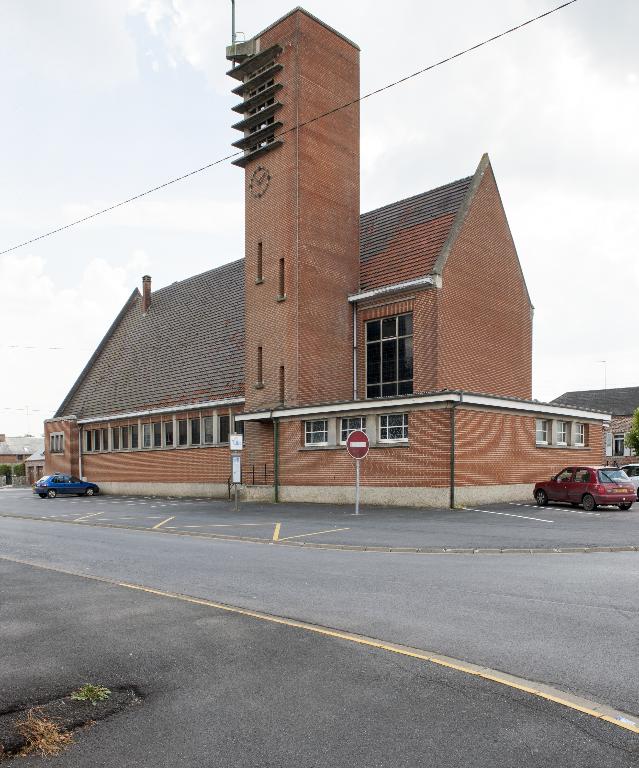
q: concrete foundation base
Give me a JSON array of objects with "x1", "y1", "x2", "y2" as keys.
[
  {"x1": 96, "y1": 482, "x2": 229, "y2": 498},
  {"x1": 95, "y1": 481, "x2": 534, "y2": 507}
]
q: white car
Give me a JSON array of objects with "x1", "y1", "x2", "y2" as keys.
[{"x1": 621, "y1": 464, "x2": 639, "y2": 501}]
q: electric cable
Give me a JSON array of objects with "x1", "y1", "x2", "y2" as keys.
[{"x1": 0, "y1": 0, "x2": 579, "y2": 257}]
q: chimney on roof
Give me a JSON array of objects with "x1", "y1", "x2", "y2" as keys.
[{"x1": 142, "y1": 275, "x2": 151, "y2": 313}]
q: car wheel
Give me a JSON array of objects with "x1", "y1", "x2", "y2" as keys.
[
  {"x1": 582, "y1": 494, "x2": 597, "y2": 512},
  {"x1": 47, "y1": 489, "x2": 57, "y2": 499},
  {"x1": 85, "y1": 488, "x2": 95, "y2": 496},
  {"x1": 618, "y1": 503, "x2": 632, "y2": 511},
  {"x1": 535, "y1": 489, "x2": 548, "y2": 506},
  {"x1": 38, "y1": 494, "x2": 46, "y2": 499}
]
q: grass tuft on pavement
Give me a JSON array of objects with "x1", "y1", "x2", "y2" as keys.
[{"x1": 16, "y1": 708, "x2": 73, "y2": 756}]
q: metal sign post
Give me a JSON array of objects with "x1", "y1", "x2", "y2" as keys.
[
  {"x1": 230, "y1": 433, "x2": 243, "y2": 512},
  {"x1": 345, "y1": 430, "x2": 369, "y2": 516}
]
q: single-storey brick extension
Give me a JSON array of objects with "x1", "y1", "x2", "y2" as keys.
[{"x1": 45, "y1": 8, "x2": 610, "y2": 506}]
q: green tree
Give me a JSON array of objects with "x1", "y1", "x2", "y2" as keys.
[
  {"x1": 13, "y1": 462, "x2": 25, "y2": 477},
  {"x1": 626, "y1": 408, "x2": 639, "y2": 456},
  {"x1": 0, "y1": 464, "x2": 12, "y2": 483}
]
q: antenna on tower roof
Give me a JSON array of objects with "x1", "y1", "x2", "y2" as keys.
[{"x1": 231, "y1": 0, "x2": 236, "y2": 44}]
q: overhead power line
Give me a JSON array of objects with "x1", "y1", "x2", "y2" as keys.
[{"x1": 0, "y1": 0, "x2": 579, "y2": 257}]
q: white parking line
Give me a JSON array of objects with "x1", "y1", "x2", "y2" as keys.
[
  {"x1": 464, "y1": 507, "x2": 554, "y2": 523},
  {"x1": 509, "y1": 503, "x2": 599, "y2": 517}
]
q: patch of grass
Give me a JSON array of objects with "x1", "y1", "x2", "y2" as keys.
[
  {"x1": 16, "y1": 708, "x2": 73, "y2": 757},
  {"x1": 70, "y1": 684, "x2": 112, "y2": 705}
]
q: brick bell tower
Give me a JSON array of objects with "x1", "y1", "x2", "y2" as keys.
[{"x1": 227, "y1": 8, "x2": 360, "y2": 415}]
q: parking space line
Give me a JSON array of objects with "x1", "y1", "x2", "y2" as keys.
[
  {"x1": 509, "y1": 503, "x2": 599, "y2": 516},
  {"x1": 272, "y1": 522, "x2": 281, "y2": 542},
  {"x1": 152, "y1": 516, "x2": 175, "y2": 530},
  {"x1": 278, "y1": 526, "x2": 351, "y2": 541},
  {"x1": 73, "y1": 511, "x2": 104, "y2": 523},
  {"x1": 1, "y1": 553, "x2": 637, "y2": 736},
  {"x1": 464, "y1": 508, "x2": 554, "y2": 524}
]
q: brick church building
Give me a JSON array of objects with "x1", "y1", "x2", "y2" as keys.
[{"x1": 44, "y1": 8, "x2": 609, "y2": 506}]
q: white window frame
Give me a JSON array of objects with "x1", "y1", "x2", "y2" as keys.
[
  {"x1": 613, "y1": 433, "x2": 625, "y2": 457},
  {"x1": 535, "y1": 419, "x2": 548, "y2": 445},
  {"x1": 556, "y1": 420, "x2": 568, "y2": 446},
  {"x1": 305, "y1": 419, "x2": 329, "y2": 447},
  {"x1": 142, "y1": 422, "x2": 152, "y2": 449},
  {"x1": 340, "y1": 416, "x2": 367, "y2": 444},
  {"x1": 379, "y1": 413, "x2": 408, "y2": 443},
  {"x1": 49, "y1": 432, "x2": 64, "y2": 454},
  {"x1": 574, "y1": 423, "x2": 585, "y2": 447}
]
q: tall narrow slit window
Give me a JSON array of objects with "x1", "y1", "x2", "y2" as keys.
[
  {"x1": 143, "y1": 423, "x2": 152, "y2": 449},
  {"x1": 131, "y1": 425, "x2": 139, "y2": 449},
  {"x1": 190, "y1": 418, "x2": 201, "y2": 445},
  {"x1": 178, "y1": 419, "x2": 188, "y2": 447},
  {"x1": 278, "y1": 258, "x2": 285, "y2": 299},
  {"x1": 219, "y1": 415, "x2": 230, "y2": 444},
  {"x1": 121, "y1": 426, "x2": 129, "y2": 450},
  {"x1": 366, "y1": 313, "x2": 413, "y2": 398},
  {"x1": 256, "y1": 242, "x2": 263, "y2": 283},
  {"x1": 152, "y1": 422, "x2": 162, "y2": 448},
  {"x1": 164, "y1": 420, "x2": 174, "y2": 447},
  {"x1": 111, "y1": 427, "x2": 120, "y2": 451},
  {"x1": 257, "y1": 346, "x2": 263, "y2": 386}
]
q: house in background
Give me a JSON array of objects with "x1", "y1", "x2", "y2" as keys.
[
  {"x1": 25, "y1": 449, "x2": 46, "y2": 485},
  {"x1": 553, "y1": 387, "x2": 639, "y2": 460},
  {"x1": 44, "y1": 7, "x2": 610, "y2": 506},
  {"x1": 0, "y1": 434, "x2": 44, "y2": 466}
]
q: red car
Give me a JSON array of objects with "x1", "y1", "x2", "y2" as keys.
[{"x1": 534, "y1": 466, "x2": 635, "y2": 511}]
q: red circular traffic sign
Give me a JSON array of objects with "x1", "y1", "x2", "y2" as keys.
[{"x1": 346, "y1": 430, "x2": 369, "y2": 460}]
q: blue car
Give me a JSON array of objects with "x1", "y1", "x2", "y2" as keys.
[{"x1": 34, "y1": 474, "x2": 100, "y2": 499}]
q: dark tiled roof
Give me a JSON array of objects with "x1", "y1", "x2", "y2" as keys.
[
  {"x1": 56, "y1": 260, "x2": 245, "y2": 419},
  {"x1": 359, "y1": 176, "x2": 472, "y2": 290},
  {"x1": 553, "y1": 387, "x2": 639, "y2": 416}
]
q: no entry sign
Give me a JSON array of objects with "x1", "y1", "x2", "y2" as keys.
[{"x1": 346, "y1": 430, "x2": 369, "y2": 460}]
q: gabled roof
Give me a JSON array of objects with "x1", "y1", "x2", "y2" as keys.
[
  {"x1": 56, "y1": 260, "x2": 245, "y2": 420},
  {"x1": 359, "y1": 175, "x2": 473, "y2": 291},
  {"x1": 0, "y1": 436, "x2": 44, "y2": 456},
  {"x1": 553, "y1": 387, "x2": 639, "y2": 417}
]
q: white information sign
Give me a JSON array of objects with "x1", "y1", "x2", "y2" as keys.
[
  {"x1": 230, "y1": 433, "x2": 244, "y2": 451},
  {"x1": 232, "y1": 455, "x2": 242, "y2": 484}
]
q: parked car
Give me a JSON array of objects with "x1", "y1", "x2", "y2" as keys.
[
  {"x1": 621, "y1": 464, "x2": 639, "y2": 501},
  {"x1": 33, "y1": 474, "x2": 100, "y2": 499},
  {"x1": 534, "y1": 466, "x2": 635, "y2": 511}
]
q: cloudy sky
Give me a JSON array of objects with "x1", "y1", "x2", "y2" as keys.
[{"x1": 1, "y1": 0, "x2": 637, "y2": 436}]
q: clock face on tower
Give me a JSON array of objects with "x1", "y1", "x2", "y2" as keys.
[{"x1": 249, "y1": 166, "x2": 271, "y2": 198}]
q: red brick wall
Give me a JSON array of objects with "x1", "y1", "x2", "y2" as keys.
[
  {"x1": 243, "y1": 10, "x2": 360, "y2": 412},
  {"x1": 276, "y1": 406, "x2": 604, "y2": 490},
  {"x1": 437, "y1": 165, "x2": 533, "y2": 398},
  {"x1": 44, "y1": 418, "x2": 80, "y2": 476},
  {"x1": 454, "y1": 409, "x2": 603, "y2": 486},
  {"x1": 278, "y1": 408, "x2": 451, "y2": 488}
]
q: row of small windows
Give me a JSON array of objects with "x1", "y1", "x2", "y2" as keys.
[
  {"x1": 49, "y1": 433, "x2": 65, "y2": 453},
  {"x1": 304, "y1": 413, "x2": 409, "y2": 448},
  {"x1": 536, "y1": 419, "x2": 587, "y2": 447},
  {"x1": 84, "y1": 415, "x2": 240, "y2": 453}
]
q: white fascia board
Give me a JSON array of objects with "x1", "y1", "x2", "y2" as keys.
[
  {"x1": 460, "y1": 394, "x2": 611, "y2": 422},
  {"x1": 239, "y1": 394, "x2": 457, "y2": 421},
  {"x1": 237, "y1": 393, "x2": 612, "y2": 422},
  {"x1": 78, "y1": 397, "x2": 245, "y2": 425},
  {"x1": 348, "y1": 275, "x2": 435, "y2": 303}
]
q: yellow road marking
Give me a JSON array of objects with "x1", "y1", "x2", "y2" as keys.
[
  {"x1": 1, "y1": 553, "x2": 637, "y2": 735},
  {"x1": 278, "y1": 527, "x2": 350, "y2": 542},
  {"x1": 73, "y1": 511, "x2": 104, "y2": 523},
  {"x1": 272, "y1": 522, "x2": 281, "y2": 542},
  {"x1": 152, "y1": 516, "x2": 175, "y2": 530}
]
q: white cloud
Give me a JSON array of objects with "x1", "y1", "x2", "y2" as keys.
[{"x1": 0, "y1": 251, "x2": 150, "y2": 435}]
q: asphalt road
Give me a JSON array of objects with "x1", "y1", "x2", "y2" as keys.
[
  {"x1": 0, "y1": 507, "x2": 637, "y2": 719},
  {"x1": 1, "y1": 558, "x2": 636, "y2": 767},
  {"x1": 2, "y1": 488, "x2": 639, "y2": 550}
]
